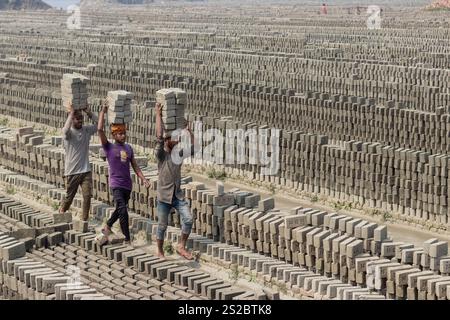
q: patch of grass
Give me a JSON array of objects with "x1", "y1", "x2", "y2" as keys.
[
  {"x1": 51, "y1": 202, "x2": 60, "y2": 211},
  {"x1": 381, "y1": 211, "x2": 392, "y2": 222},
  {"x1": 163, "y1": 241, "x2": 174, "y2": 255},
  {"x1": 0, "y1": 117, "x2": 8, "y2": 126},
  {"x1": 278, "y1": 282, "x2": 288, "y2": 295},
  {"x1": 425, "y1": 7, "x2": 450, "y2": 12},
  {"x1": 310, "y1": 194, "x2": 319, "y2": 203},
  {"x1": 147, "y1": 152, "x2": 156, "y2": 163},
  {"x1": 369, "y1": 209, "x2": 381, "y2": 217},
  {"x1": 268, "y1": 183, "x2": 276, "y2": 194},
  {"x1": 248, "y1": 274, "x2": 256, "y2": 283},
  {"x1": 355, "y1": 203, "x2": 364, "y2": 210},
  {"x1": 206, "y1": 166, "x2": 227, "y2": 181},
  {"x1": 183, "y1": 165, "x2": 192, "y2": 174},
  {"x1": 6, "y1": 186, "x2": 15, "y2": 194},
  {"x1": 228, "y1": 265, "x2": 239, "y2": 283},
  {"x1": 333, "y1": 201, "x2": 344, "y2": 211}
]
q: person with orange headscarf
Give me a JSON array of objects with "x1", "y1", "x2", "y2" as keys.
[{"x1": 96, "y1": 101, "x2": 150, "y2": 245}]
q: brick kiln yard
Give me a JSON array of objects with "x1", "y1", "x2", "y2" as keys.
[{"x1": 0, "y1": 0, "x2": 450, "y2": 301}]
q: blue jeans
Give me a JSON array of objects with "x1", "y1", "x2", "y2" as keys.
[{"x1": 156, "y1": 196, "x2": 193, "y2": 240}]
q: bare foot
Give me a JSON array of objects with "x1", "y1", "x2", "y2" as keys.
[
  {"x1": 157, "y1": 252, "x2": 166, "y2": 260},
  {"x1": 177, "y1": 246, "x2": 193, "y2": 260},
  {"x1": 102, "y1": 225, "x2": 113, "y2": 236}
]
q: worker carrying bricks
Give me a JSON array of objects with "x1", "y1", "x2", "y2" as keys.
[
  {"x1": 154, "y1": 102, "x2": 195, "y2": 260},
  {"x1": 59, "y1": 104, "x2": 98, "y2": 222},
  {"x1": 97, "y1": 101, "x2": 150, "y2": 245}
]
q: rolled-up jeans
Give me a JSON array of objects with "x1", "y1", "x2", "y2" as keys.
[{"x1": 156, "y1": 196, "x2": 193, "y2": 241}]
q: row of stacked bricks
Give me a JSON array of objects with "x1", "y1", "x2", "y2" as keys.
[
  {"x1": 0, "y1": 10, "x2": 449, "y2": 226},
  {"x1": 0, "y1": 168, "x2": 267, "y2": 300},
  {"x1": 2, "y1": 66, "x2": 450, "y2": 159},
  {"x1": 0, "y1": 225, "x2": 262, "y2": 300},
  {"x1": 60, "y1": 73, "x2": 89, "y2": 111},
  {"x1": 156, "y1": 88, "x2": 187, "y2": 138},
  {"x1": 155, "y1": 180, "x2": 450, "y2": 300},
  {"x1": 1, "y1": 66, "x2": 449, "y2": 154},
  {"x1": 1, "y1": 93, "x2": 450, "y2": 230},
  {"x1": 2, "y1": 120, "x2": 450, "y2": 299},
  {"x1": 0, "y1": 165, "x2": 450, "y2": 299},
  {"x1": 0, "y1": 45, "x2": 449, "y2": 153},
  {"x1": 3, "y1": 154, "x2": 450, "y2": 300},
  {"x1": 1, "y1": 22, "x2": 448, "y2": 109},
  {"x1": 0, "y1": 126, "x2": 161, "y2": 218},
  {"x1": 107, "y1": 90, "x2": 133, "y2": 125},
  {"x1": 2, "y1": 75, "x2": 450, "y2": 153}
]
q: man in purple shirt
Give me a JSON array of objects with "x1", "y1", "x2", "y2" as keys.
[{"x1": 97, "y1": 102, "x2": 150, "y2": 245}]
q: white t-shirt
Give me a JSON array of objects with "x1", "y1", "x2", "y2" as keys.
[{"x1": 63, "y1": 125, "x2": 97, "y2": 176}]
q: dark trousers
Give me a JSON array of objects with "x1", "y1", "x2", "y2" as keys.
[{"x1": 107, "y1": 187, "x2": 131, "y2": 241}]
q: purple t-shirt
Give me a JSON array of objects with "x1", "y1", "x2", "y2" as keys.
[{"x1": 103, "y1": 141, "x2": 134, "y2": 191}]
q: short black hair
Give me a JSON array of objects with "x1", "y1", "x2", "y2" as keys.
[{"x1": 73, "y1": 110, "x2": 83, "y2": 119}]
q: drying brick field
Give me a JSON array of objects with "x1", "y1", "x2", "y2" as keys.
[{"x1": 0, "y1": 0, "x2": 450, "y2": 301}]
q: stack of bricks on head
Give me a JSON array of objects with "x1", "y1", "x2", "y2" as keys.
[
  {"x1": 156, "y1": 88, "x2": 187, "y2": 139},
  {"x1": 107, "y1": 90, "x2": 134, "y2": 125},
  {"x1": 61, "y1": 73, "x2": 89, "y2": 111}
]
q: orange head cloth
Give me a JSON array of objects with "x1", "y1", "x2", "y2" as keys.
[{"x1": 111, "y1": 124, "x2": 126, "y2": 135}]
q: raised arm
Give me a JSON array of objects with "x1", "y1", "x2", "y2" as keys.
[
  {"x1": 155, "y1": 102, "x2": 164, "y2": 139},
  {"x1": 82, "y1": 105, "x2": 98, "y2": 134},
  {"x1": 131, "y1": 156, "x2": 150, "y2": 188},
  {"x1": 84, "y1": 106, "x2": 98, "y2": 124},
  {"x1": 154, "y1": 102, "x2": 166, "y2": 162},
  {"x1": 97, "y1": 101, "x2": 108, "y2": 145},
  {"x1": 62, "y1": 104, "x2": 74, "y2": 139}
]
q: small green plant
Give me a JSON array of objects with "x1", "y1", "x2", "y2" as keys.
[
  {"x1": 278, "y1": 282, "x2": 288, "y2": 295},
  {"x1": 0, "y1": 117, "x2": 8, "y2": 126},
  {"x1": 370, "y1": 209, "x2": 381, "y2": 217},
  {"x1": 6, "y1": 186, "x2": 15, "y2": 194},
  {"x1": 163, "y1": 241, "x2": 174, "y2": 255},
  {"x1": 268, "y1": 183, "x2": 276, "y2": 194},
  {"x1": 381, "y1": 211, "x2": 392, "y2": 222},
  {"x1": 355, "y1": 203, "x2": 364, "y2": 210},
  {"x1": 310, "y1": 194, "x2": 319, "y2": 203},
  {"x1": 51, "y1": 202, "x2": 60, "y2": 211},
  {"x1": 206, "y1": 166, "x2": 227, "y2": 180},
  {"x1": 183, "y1": 165, "x2": 192, "y2": 174},
  {"x1": 147, "y1": 152, "x2": 156, "y2": 163},
  {"x1": 228, "y1": 265, "x2": 239, "y2": 282},
  {"x1": 248, "y1": 274, "x2": 256, "y2": 283},
  {"x1": 333, "y1": 201, "x2": 344, "y2": 211},
  {"x1": 425, "y1": 6, "x2": 450, "y2": 12}
]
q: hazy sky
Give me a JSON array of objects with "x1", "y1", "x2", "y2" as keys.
[{"x1": 43, "y1": 0, "x2": 80, "y2": 9}]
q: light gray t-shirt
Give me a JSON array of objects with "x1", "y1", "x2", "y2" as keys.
[{"x1": 63, "y1": 124, "x2": 97, "y2": 176}]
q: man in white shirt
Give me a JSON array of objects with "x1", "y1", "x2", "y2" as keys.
[{"x1": 60, "y1": 104, "x2": 98, "y2": 221}]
